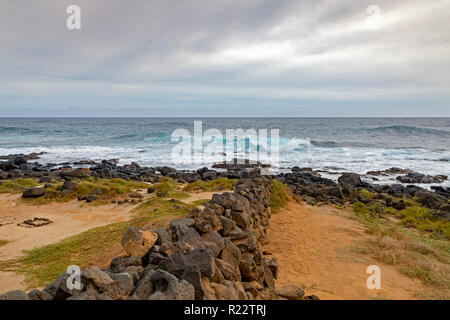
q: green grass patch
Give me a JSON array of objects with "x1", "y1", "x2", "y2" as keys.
[
  {"x1": 0, "y1": 198, "x2": 195, "y2": 288},
  {"x1": 360, "y1": 188, "x2": 377, "y2": 199},
  {"x1": 0, "y1": 178, "x2": 39, "y2": 193},
  {"x1": 25, "y1": 178, "x2": 149, "y2": 205},
  {"x1": 182, "y1": 178, "x2": 238, "y2": 192},
  {"x1": 0, "y1": 240, "x2": 9, "y2": 247},
  {"x1": 399, "y1": 207, "x2": 450, "y2": 240},
  {"x1": 152, "y1": 177, "x2": 189, "y2": 199},
  {"x1": 270, "y1": 179, "x2": 289, "y2": 213},
  {"x1": 353, "y1": 202, "x2": 370, "y2": 215}
]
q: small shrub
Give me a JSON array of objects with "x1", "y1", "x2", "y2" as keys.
[
  {"x1": 399, "y1": 207, "x2": 450, "y2": 240},
  {"x1": 270, "y1": 180, "x2": 289, "y2": 213},
  {"x1": 353, "y1": 202, "x2": 369, "y2": 214},
  {"x1": 361, "y1": 189, "x2": 377, "y2": 199},
  {"x1": 152, "y1": 177, "x2": 188, "y2": 199}
]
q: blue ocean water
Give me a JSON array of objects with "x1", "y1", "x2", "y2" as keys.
[{"x1": 0, "y1": 118, "x2": 449, "y2": 186}]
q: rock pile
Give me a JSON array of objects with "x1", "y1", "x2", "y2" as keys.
[
  {"x1": 279, "y1": 170, "x2": 449, "y2": 220},
  {"x1": 17, "y1": 217, "x2": 52, "y2": 228},
  {"x1": 0, "y1": 171, "x2": 311, "y2": 300}
]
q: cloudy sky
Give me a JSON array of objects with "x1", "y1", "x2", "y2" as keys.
[{"x1": 0, "y1": 0, "x2": 449, "y2": 116}]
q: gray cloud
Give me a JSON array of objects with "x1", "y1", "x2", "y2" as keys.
[{"x1": 0, "y1": 0, "x2": 449, "y2": 116}]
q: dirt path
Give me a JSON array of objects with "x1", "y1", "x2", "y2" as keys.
[
  {"x1": 182, "y1": 191, "x2": 221, "y2": 204},
  {"x1": 264, "y1": 200, "x2": 427, "y2": 300}
]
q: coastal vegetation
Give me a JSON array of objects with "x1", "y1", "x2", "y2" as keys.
[
  {"x1": 270, "y1": 179, "x2": 289, "y2": 213},
  {"x1": 0, "y1": 178, "x2": 39, "y2": 193},
  {"x1": 182, "y1": 177, "x2": 238, "y2": 192},
  {"x1": 22, "y1": 178, "x2": 149, "y2": 205},
  {"x1": 352, "y1": 201, "x2": 450, "y2": 240},
  {"x1": 151, "y1": 177, "x2": 189, "y2": 199},
  {"x1": 350, "y1": 200, "x2": 450, "y2": 297}
]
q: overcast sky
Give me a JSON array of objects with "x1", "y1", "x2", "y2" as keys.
[{"x1": 0, "y1": 0, "x2": 449, "y2": 117}]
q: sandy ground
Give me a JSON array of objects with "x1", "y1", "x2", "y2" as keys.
[
  {"x1": 264, "y1": 200, "x2": 428, "y2": 300},
  {"x1": 0, "y1": 193, "x2": 140, "y2": 261},
  {"x1": 0, "y1": 193, "x2": 145, "y2": 293},
  {"x1": 183, "y1": 191, "x2": 220, "y2": 204}
]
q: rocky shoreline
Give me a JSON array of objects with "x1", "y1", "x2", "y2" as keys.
[
  {"x1": 0, "y1": 152, "x2": 449, "y2": 217},
  {"x1": 0, "y1": 153, "x2": 449, "y2": 300}
]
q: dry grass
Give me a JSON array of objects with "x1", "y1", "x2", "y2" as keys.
[
  {"x1": 349, "y1": 203, "x2": 450, "y2": 298},
  {"x1": 0, "y1": 240, "x2": 9, "y2": 248}
]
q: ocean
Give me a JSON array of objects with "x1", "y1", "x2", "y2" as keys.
[{"x1": 0, "y1": 118, "x2": 449, "y2": 187}]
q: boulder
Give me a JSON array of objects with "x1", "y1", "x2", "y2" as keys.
[
  {"x1": 0, "y1": 290, "x2": 29, "y2": 300},
  {"x1": 169, "y1": 218, "x2": 195, "y2": 231},
  {"x1": 262, "y1": 260, "x2": 275, "y2": 288},
  {"x1": 266, "y1": 257, "x2": 279, "y2": 279},
  {"x1": 121, "y1": 227, "x2": 158, "y2": 257},
  {"x1": 212, "y1": 192, "x2": 250, "y2": 212},
  {"x1": 338, "y1": 173, "x2": 364, "y2": 194},
  {"x1": 27, "y1": 289, "x2": 52, "y2": 300},
  {"x1": 109, "y1": 256, "x2": 142, "y2": 273},
  {"x1": 159, "y1": 248, "x2": 216, "y2": 278},
  {"x1": 275, "y1": 285, "x2": 305, "y2": 300},
  {"x1": 154, "y1": 228, "x2": 172, "y2": 246},
  {"x1": 60, "y1": 169, "x2": 90, "y2": 179},
  {"x1": 211, "y1": 281, "x2": 248, "y2": 300},
  {"x1": 158, "y1": 166, "x2": 177, "y2": 176},
  {"x1": 100, "y1": 273, "x2": 134, "y2": 300},
  {"x1": 179, "y1": 227, "x2": 206, "y2": 249},
  {"x1": 66, "y1": 290, "x2": 113, "y2": 300},
  {"x1": 39, "y1": 176, "x2": 53, "y2": 183},
  {"x1": 219, "y1": 238, "x2": 241, "y2": 270},
  {"x1": 60, "y1": 180, "x2": 78, "y2": 191},
  {"x1": 202, "y1": 231, "x2": 225, "y2": 255},
  {"x1": 397, "y1": 173, "x2": 447, "y2": 184},
  {"x1": 201, "y1": 170, "x2": 218, "y2": 181},
  {"x1": 42, "y1": 272, "x2": 83, "y2": 300},
  {"x1": 22, "y1": 187, "x2": 45, "y2": 198},
  {"x1": 182, "y1": 266, "x2": 206, "y2": 300},
  {"x1": 219, "y1": 216, "x2": 238, "y2": 236},
  {"x1": 231, "y1": 210, "x2": 252, "y2": 230},
  {"x1": 239, "y1": 252, "x2": 264, "y2": 283},
  {"x1": 147, "y1": 269, "x2": 194, "y2": 300},
  {"x1": 160, "y1": 241, "x2": 195, "y2": 256},
  {"x1": 82, "y1": 267, "x2": 113, "y2": 288},
  {"x1": 313, "y1": 186, "x2": 344, "y2": 199},
  {"x1": 415, "y1": 191, "x2": 446, "y2": 209},
  {"x1": 130, "y1": 271, "x2": 156, "y2": 300},
  {"x1": 215, "y1": 259, "x2": 240, "y2": 281}
]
